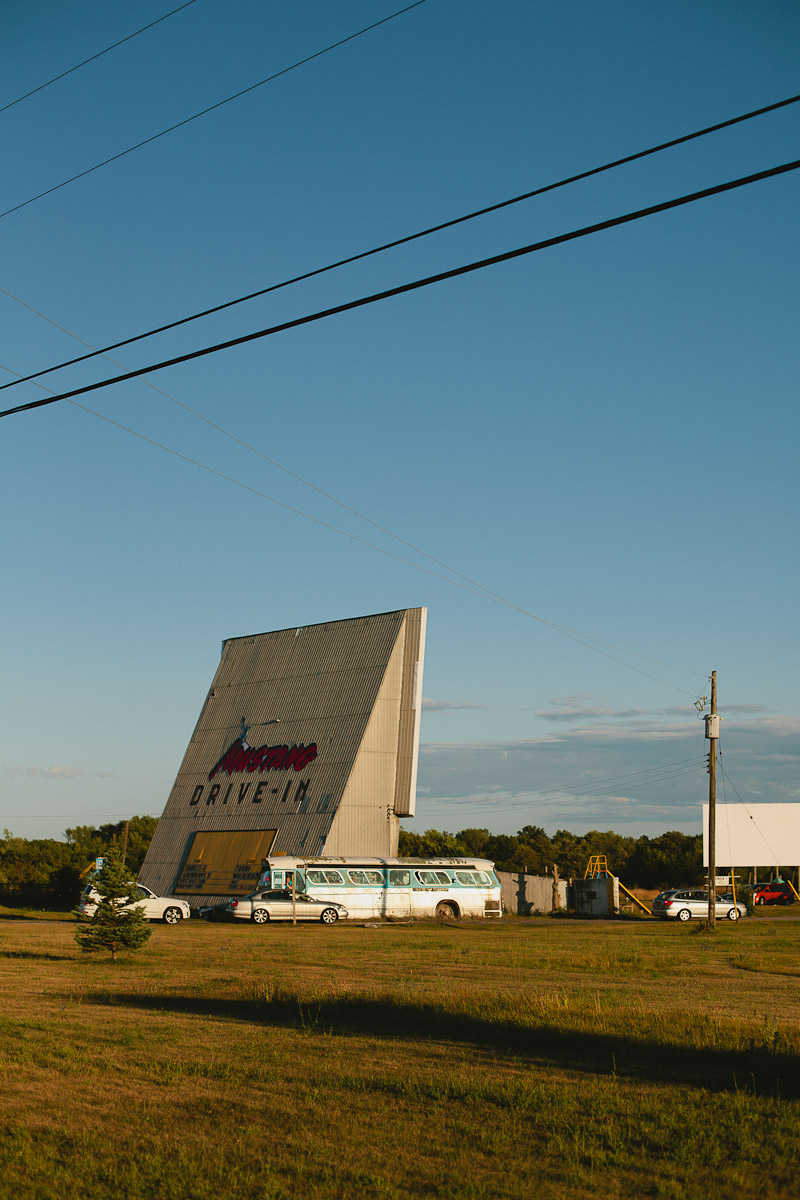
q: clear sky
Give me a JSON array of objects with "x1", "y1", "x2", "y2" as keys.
[{"x1": 2, "y1": 0, "x2": 798, "y2": 843}]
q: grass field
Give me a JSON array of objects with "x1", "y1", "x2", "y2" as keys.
[{"x1": 1, "y1": 912, "x2": 798, "y2": 1200}]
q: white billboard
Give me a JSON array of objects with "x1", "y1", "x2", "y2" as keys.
[{"x1": 703, "y1": 803, "x2": 800, "y2": 866}]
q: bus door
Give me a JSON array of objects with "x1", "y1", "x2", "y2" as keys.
[
  {"x1": 341, "y1": 868, "x2": 384, "y2": 917},
  {"x1": 385, "y1": 868, "x2": 411, "y2": 918}
]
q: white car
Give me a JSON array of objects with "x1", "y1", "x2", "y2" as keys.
[
  {"x1": 77, "y1": 883, "x2": 190, "y2": 924},
  {"x1": 651, "y1": 888, "x2": 745, "y2": 922}
]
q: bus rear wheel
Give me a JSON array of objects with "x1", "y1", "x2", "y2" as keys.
[{"x1": 435, "y1": 901, "x2": 458, "y2": 922}]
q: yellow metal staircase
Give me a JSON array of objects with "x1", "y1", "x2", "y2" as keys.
[{"x1": 584, "y1": 855, "x2": 652, "y2": 915}]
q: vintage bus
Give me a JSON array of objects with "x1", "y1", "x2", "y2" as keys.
[{"x1": 259, "y1": 856, "x2": 502, "y2": 920}]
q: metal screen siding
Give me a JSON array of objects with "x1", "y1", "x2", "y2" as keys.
[
  {"x1": 139, "y1": 608, "x2": 425, "y2": 903},
  {"x1": 393, "y1": 607, "x2": 425, "y2": 816}
]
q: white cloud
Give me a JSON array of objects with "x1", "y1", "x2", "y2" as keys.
[
  {"x1": 5, "y1": 764, "x2": 86, "y2": 780},
  {"x1": 412, "y1": 710, "x2": 800, "y2": 835}
]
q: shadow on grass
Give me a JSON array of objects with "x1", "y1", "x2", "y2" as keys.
[
  {"x1": 84, "y1": 990, "x2": 800, "y2": 1099},
  {"x1": 0, "y1": 912, "x2": 70, "y2": 922},
  {"x1": 1, "y1": 949, "x2": 74, "y2": 961}
]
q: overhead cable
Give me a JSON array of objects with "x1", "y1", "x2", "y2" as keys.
[
  {"x1": 437, "y1": 762, "x2": 707, "y2": 813},
  {"x1": 0, "y1": 1, "x2": 428, "y2": 220},
  {"x1": 0, "y1": 1, "x2": 198, "y2": 115},
  {"x1": 65, "y1": 391, "x2": 705, "y2": 696},
  {"x1": 3, "y1": 90, "x2": 798, "y2": 392},
  {"x1": 1, "y1": 340, "x2": 704, "y2": 696},
  {"x1": 3, "y1": 156, "x2": 797, "y2": 423},
  {"x1": 0, "y1": 284, "x2": 705, "y2": 688},
  {"x1": 718, "y1": 749, "x2": 782, "y2": 863}
]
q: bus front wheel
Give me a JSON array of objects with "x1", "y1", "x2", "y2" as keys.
[{"x1": 435, "y1": 901, "x2": 458, "y2": 922}]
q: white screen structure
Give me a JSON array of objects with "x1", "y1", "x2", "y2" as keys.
[{"x1": 703, "y1": 804, "x2": 800, "y2": 867}]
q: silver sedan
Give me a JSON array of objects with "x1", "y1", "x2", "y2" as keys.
[
  {"x1": 652, "y1": 888, "x2": 746, "y2": 921},
  {"x1": 225, "y1": 889, "x2": 348, "y2": 924}
]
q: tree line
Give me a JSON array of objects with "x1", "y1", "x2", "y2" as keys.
[
  {"x1": 398, "y1": 826, "x2": 704, "y2": 888},
  {"x1": 1, "y1": 817, "x2": 704, "y2": 910},
  {"x1": 0, "y1": 817, "x2": 157, "y2": 910}
]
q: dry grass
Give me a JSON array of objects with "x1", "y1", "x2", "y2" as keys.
[{"x1": 0, "y1": 914, "x2": 798, "y2": 1199}]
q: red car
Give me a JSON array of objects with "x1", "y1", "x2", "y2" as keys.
[{"x1": 753, "y1": 881, "x2": 796, "y2": 906}]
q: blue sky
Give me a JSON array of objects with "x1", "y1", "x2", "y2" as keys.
[{"x1": 2, "y1": 0, "x2": 798, "y2": 842}]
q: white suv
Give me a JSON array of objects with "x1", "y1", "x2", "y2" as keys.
[{"x1": 78, "y1": 883, "x2": 190, "y2": 924}]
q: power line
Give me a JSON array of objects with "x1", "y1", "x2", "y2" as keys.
[
  {"x1": 3, "y1": 90, "x2": 797, "y2": 394},
  {"x1": 3, "y1": 157, "x2": 797, "y2": 424},
  {"x1": 0, "y1": 1, "x2": 428, "y2": 221},
  {"x1": 0, "y1": 343, "x2": 705, "y2": 688},
  {"x1": 435, "y1": 762, "x2": 707, "y2": 814},
  {"x1": 1, "y1": 341, "x2": 704, "y2": 696},
  {"x1": 65, "y1": 390, "x2": 704, "y2": 696},
  {"x1": 0, "y1": 267, "x2": 705, "y2": 684},
  {"x1": 474, "y1": 764, "x2": 708, "y2": 813},
  {"x1": 0, "y1": 290, "x2": 705, "y2": 696},
  {"x1": 2, "y1": 167, "x2": 794, "y2": 696},
  {"x1": 0, "y1": 1, "x2": 198, "y2": 115},
  {"x1": 717, "y1": 747, "x2": 782, "y2": 863},
  {"x1": 540, "y1": 756, "x2": 706, "y2": 797}
]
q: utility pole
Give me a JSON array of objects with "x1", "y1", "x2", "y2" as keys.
[{"x1": 706, "y1": 672, "x2": 718, "y2": 929}]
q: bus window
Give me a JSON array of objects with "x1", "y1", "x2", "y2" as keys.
[
  {"x1": 364, "y1": 870, "x2": 384, "y2": 885},
  {"x1": 323, "y1": 871, "x2": 344, "y2": 884},
  {"x1": 434, "y1": 871, "x2": 451, "y2": 884},
  {"x1": 455, "y1": 870, "x2": 478, "y2": 885},
  {"x1": 473, "y1": 871, "x2": 492, "y2": 885},
  {"x1": 415, "y1": 870, "x2": 441, "y2": 885},
  {"x1": 389, "y1": 870, "x2": 409, "y2": 886},
  {"x1": 347, "y1": 870, "x2": 368, "y2": 885},
  {"x1": 306, "y1": 870, "x2": 327, "y2": 884}
]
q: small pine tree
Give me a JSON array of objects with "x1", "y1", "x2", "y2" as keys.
[{"x1": 74, "y1": 845, "x2": 151, "y2": 961}]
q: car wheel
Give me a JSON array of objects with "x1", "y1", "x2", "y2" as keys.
[
  {"x1": 435, "y1": 901, "x2": 458, "y2": 921},
  {"x1": 677, "y1": 908, "x2": 692, "y2": 922},
  {"x1": 319, "y1": 908, "x2": 338, "y2": 924},
  {"x1": 163, "y1": 907, "x2": 183, "y2": 924},
  {"x1": 726, "y1": 908, "x2": 740, "y2": 921},
  {"x1": 782, "y1": 896, "x2": 793, "y2": 906},
  {"x1": 252, "y1": 909, "x2": 270, "y2": 924}
]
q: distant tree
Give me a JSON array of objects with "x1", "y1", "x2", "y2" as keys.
[
  {"x1": 398, "y1": 828, "x2": 467, "y2": 857},
  {"x1": 74, "y1": 846, "x2": 151, "y2": 962},
  {"x1": 581, "y1": 830, "x2": 637, "y2": 878},
  {"x1": 397, "y1": 823, "x2": 705, "y2": 887},
  {"x1": 454, "y1": 828, "x2": 492, "y2": 857},
  {"x1": 397, "y1": 829, "x2": 424, "y2": 856},
  {"x1": 550, "y1": 829, "x2": 585, "y2": 878},
  {"x1": 0, "y1": 830, "x2": 76, "y2": 907},
  {"x1": 65, "y1": 815, "x2": 158, "y2": 876},
  {"x1": 483, "y1": 833, "x2": 526, "y2": 873},
  {"x1": 629, "y1": 831, "x2": 703, "y2": 889},
  {"x1": 516, "y1": 825, "x2": 553, "y2": 873}
]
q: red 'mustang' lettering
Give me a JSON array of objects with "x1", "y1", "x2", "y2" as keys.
[{"x1": 208, "y1": 737, "x2": 319, "y2": 780}]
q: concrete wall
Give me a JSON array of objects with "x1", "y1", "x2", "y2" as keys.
[
  {"x1": 498, "y1": 871, "x2": 568, "y2": 915},
  {"x1": 571, "y1": 875, "x2": 619, "y2": 916}
]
